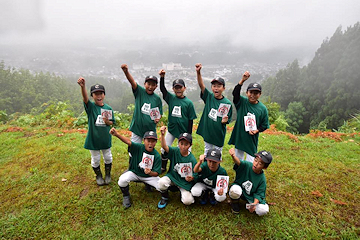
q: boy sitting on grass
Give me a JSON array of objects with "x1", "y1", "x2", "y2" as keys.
[
  {"x1": 110, "y1": 128, "x2": 161, "y2": 209},
  {"x1": 228, "y1": 148, "x2": 272, "y2": 216},
  {"x1": 157, "y1": 126, "x2": 197, "y2": 209},
  {"x1": 191, "y1": 148, "x2": 228, "y2": 205}
]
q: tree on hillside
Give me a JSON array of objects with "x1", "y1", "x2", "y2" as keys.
[{"x1": 262, "y1": 22, "x2": 360, "y2": 132}]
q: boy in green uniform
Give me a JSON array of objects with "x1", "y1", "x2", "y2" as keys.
[
  {"x1": 191, "y1": 148, "x2": 228, "y2": 205},
  {"x1": 110, "y1": 128, "x2": 161, "y2": 209},
  {"x1": 121, "y1": 64, "x2": 163, "y2": 142},
  {"x1": 228, "y1": 72, "x2": 269, "y2": 163},
  {"x1": 121, "y1": 64, "x2": 163, "y2": 191},
  {"x1": 157, "y1": 126, "x2": 197, "y2": 209},
  {"x1": 158, "y1": 69, "x2": 197, "y2": 173},
  {"x1": 229, "y1": 148, "x2": 272, "y2": 216},
  {"x1": 77, "y1": 77, "x2": 115, "y2": 186},
  {"x1": 195, "y1": 63, "x2": 232, "y2": 156}
]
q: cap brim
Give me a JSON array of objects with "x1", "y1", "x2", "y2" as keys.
[
  {"x1": 247, "y1": 88, "x2": 261, "y2": 91},
  {"x1": 211, "y1": 80, "x2": 224, "y2": 85},
  {"x1": 205, "y1": 157, "x2": 221, "y2": 162},
  {"x1": 91, "y1": 89, "x2": 105, "y2": 93},
  {"x1": 173, "y1": 84, "x2": 185, "y2": 87},
  {"x1": 179, "y1": 136, "x2": 192, "y2": 144},
  {"x1": 145, "y1": 79, "x2": 158, "y2": 83},
  {"x1": 144, "y1": 136, "x2": 157, "y2": 140}
]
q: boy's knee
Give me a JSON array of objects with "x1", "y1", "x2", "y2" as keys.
[
  {"x1": 181, "y1": 192, "x2": 195, "y2": 205},
  {"x1": 157, "y1": 177, "x2": 170, "y2": 191},
  {"x1": 118, "y1": 175, "x2": 128, "y2": 188},
  {"x1": 255, "y1": 204, "x2": 269, "y2": 216},
  {"x1": 190, "y1": 187, "x2": 202, "y2": 197},
  {"x1": 215, "y1": 194, "x2": 227, "y2": 202},
  {"x1": 229, "y1": 185, "x2": 242, "y2": 199}
]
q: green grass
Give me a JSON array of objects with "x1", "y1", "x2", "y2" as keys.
[{"x1": 0, "y1": 125, "x2": 359, "y2": 239}]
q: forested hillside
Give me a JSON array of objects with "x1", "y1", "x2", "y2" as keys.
[{"x1": 262, "y1": 23, "x2": 360, "y2": 133}]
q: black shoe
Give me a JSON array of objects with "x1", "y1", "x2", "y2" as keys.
[
  {"x1": 199, "y1": 190, "x2": 209, "y2": 205},
  {"x1": 231, "y1": 200, "x2": 240, "y2": 214},
  {"x1": 123, "y1": 196, "x2": 131, "y2": 209},
  {"x1": 104, "y1": 163, "x2": 112, "y2": 185},
  {"x1": 209, "y1": 191, "x2": 217, "y2": 205},
  {"x1": 92, "y1": 166, "x2": 105, "y2": 186}
]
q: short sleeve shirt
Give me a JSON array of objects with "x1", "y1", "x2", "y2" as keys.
[
  {"x1": 228, "y1": 95, "x2": 269, "y2": 156},
  {"x1": 84, "y1": 101, "x2": 115, "y2": 150},
  {"x1": 232, "y1": 161, "x2": 267, "y2": 204},
  {"x1": 165, "y1": 146, "x2": 197, "y2": 191},
  {"x1": 128, "y1": 142, "x2": 161, "y2": 177},
  {"x1": 129, "y1": 85, "x2": 163, "y2": 137},
  {"x1": 196, "y1": 88, "x2": 232, "y2": 147},
  {"x1": 195, "y1": 161, "x2": 228, "y2": 188}
]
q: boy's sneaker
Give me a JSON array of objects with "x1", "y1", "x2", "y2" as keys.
[
  {"x1": 199, "y1": 191, "x2": 208, "y2": 205},
  {"x1": 209, "y1": 191, "x2": 217, "y2": 205},
  {"x1": 157, "y1": 197, "x2": 169, "y2": 209},
  {"x1": 123, "y1": 196, "x2": 131, "y2": 209},
  {"x1": 231, "y1": 201, "x2": 240, "y2": 214}
]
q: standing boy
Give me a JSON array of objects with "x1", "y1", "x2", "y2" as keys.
[
  {"x1": 195, "y1": 63, "x2": 232, "y2": 155},
  {"x1": 110, "y1": 128, "x2": 161, "y2": 209},
  {"x1": 228, "y1": 72, "x2": 269, "y2": 163},
  {"x1": 77, "y1": 77, "x2": 115, "y2": 186},
  {"x1": 228, "y1": 148, "x2": 272, "y2": 216},
  {"x1": 159, "y1": 69, "x2": 197, "y2": 173},
  {"x1": 157, "y1": 126, "x2": 197, "y2": 209},
  {"x1": 191, "y1": 148, "x2": 228, "y2": 205},
  {"x1": 121, "y1": 64, "x2": 163, "y2": 143}
]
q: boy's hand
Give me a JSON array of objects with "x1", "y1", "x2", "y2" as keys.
[
  {"x1": 185, "y1": 175, "x2": 194, "y2": 182},
  {"x1": 159, "y1": 69, "x2": 166, "y2": 77},
  {"x1": 77, "y1": 77, "x2": 85, "y2": 87},
  {"x1": 154, "y1": 118, "x2": 160, "y2": 124},
  {"x1": 195, "y1": 63, "x2": 202, "y2": 72},
  {"x1": 121, "y1": 64, "x2": 128, "y2": 72},
  {"x1": 109, "y1": 127, "x2": 117, "y2": 136},
  {"x1": 160, "y1": 126, "x2": 167, "y2": 136},
  {"x1": 199, "y1": 154, "x2": 205, "y2": 164},
  {"x1": 248, "y1": 204, "x2": 256, "y2": 213},
  {"x1": 248, "y1": 129, "x2": 259, "y2": 135},
  {"x1": 221, "y1": 115, "x2": 228, "y2": 124},
  {"x1": 144, "y1": 168, "x2": 151, "y2": 175},
  {"x1": 242, "y1": 71, "x2": 250, "y2": 81},
  {"x1": 229, "y1": 148, "x2": 235, "y2": 158},
  {"x1": 218, "y1": 188, "x2": 224, "y2": 196}
]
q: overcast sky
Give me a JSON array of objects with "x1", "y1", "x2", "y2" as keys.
[{"x1": 1, "y1": 0, "x2": 360, "y2": 51}]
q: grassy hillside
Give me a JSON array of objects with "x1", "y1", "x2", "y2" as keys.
[{"x1": 0, "y1": 124, "x2": 359, "y2": 239}]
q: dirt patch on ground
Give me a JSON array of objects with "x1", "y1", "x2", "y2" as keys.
[
  {"x1": 2, "y1": 127, "x2": 24, "y2": 132},
  {"x1": 263, "y1": 124, "x2": 299, "y2": 142},
  {"x1": 307, "y1": 130, "x2": 359, "y2": 142}
]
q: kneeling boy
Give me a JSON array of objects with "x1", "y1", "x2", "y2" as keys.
[
  {"x1": 110, "y1": 128, "x2": 161, "y2": 208},
  {"x1": 157, "y1": 126, "x2": 197, "y2": 209},
  {"x1": 191, "y1": 148, "x2": 228, "y2": 205},
  {"x1": 228, "y1": 148, "x2": 272, "y2": 216}
]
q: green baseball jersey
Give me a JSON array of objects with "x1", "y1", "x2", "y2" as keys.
[
  {"x1": 194, "y1": 161, "x2": 228, "y2": 188},
  {"x1": 164, "y1": 92, "x2": 197, "y2": 137},
  {"x1": 228, "y1": 95, "x2": 269, "y2": 156},
  {"x1": 165, "y1": 146, "x2": 197, "y2": 191},
  {"x1": 232, "y1": 161, "x2": 267, "y2": 204},
  {"x1": 83, "y1": 101, "x2": 115, "y2": 150},
  {"x1": 128, "y1": 142, "x2": 161, "y2": 178},
  {"x1": 129, "y1": 85, "x2": 163, "y2": 137},
  {"x1": 196, "y1": 88, "x2": 232, "y2": 147}
]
